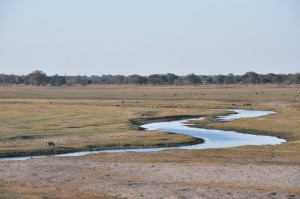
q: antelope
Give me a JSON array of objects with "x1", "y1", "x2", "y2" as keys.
[{"x1": 45, "y1": 141, "x2": 55, "y2": 147}]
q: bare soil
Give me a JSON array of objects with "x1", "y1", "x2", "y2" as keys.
[{"x1": 0, "y1": 152, "x2": 299, "y2": 199}]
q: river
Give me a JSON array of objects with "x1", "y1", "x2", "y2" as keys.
[{"x1": 0, "y1": 109, "x2": 286, "y2": 161}]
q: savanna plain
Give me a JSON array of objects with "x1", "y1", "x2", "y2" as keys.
[{"x1": 0, "y1": 85, "x2": 300, "y2": 199}]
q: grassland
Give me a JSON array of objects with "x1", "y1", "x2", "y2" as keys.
[
  {"x1": 0, "y1": 85, "x2": 299, "y2": 158},
  {"x1": 0, "y1": 85, "x2": 300, "y2": 198}
]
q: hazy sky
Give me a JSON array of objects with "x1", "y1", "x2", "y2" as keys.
[{"x1": 0, "y1": 0, "x2": 299, "y2": 76}]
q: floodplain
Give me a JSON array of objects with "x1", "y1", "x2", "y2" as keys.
[{"x1": 0, "y1": 85, "x2": 299, "y2": 198}]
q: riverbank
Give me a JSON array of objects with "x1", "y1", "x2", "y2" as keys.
[
  {"x1": 0, "y1": 134, "x2": 203, "y2": 158},
  {"x1": 1, "y1": 109, "x2": 283, "y2": 159},
  {"x1": 189, "y1": 112, "x2": 296, "y2": 141}
]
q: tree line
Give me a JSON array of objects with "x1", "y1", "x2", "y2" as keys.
[{"x1": 0, "y1": 70, "x2": 300, "y2": 86}]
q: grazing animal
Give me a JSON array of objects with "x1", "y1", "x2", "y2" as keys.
[{"x1": 45, "y1": 141, "x2": 55, "y2": 147}]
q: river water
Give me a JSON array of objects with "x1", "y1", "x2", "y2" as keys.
[{"x1": 0, "y1": 109, "x2": 286, "y2": 161}]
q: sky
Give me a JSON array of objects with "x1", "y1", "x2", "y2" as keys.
[{"x1": 0, "y1": 0, "x2": 299, "y2": 76}]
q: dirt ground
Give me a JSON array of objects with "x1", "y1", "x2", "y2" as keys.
[{"x1": 0, "y1": 152, "x2": 299, "y2": 199}]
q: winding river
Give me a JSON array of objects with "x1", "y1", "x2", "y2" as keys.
[{"x1": 0, "y1": 109, "x2": 286, "y2": 161}]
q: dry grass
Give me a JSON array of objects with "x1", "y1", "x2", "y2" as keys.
[
  {"x1": 0, "y1": 84, "x2": 300, "y2": 158},
  {"x1": 0, "y1": 84, "x2": 300, "y2": 198}
]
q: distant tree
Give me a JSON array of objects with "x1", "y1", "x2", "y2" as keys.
[
  {"x1": 128, "y1": 74, "x2": 147, "y2": 85},
  {"x1": 285, "y1": 74, "x2": 293, "y2": 84},
  {"x1": 99, "y1": 75, "x2": 113, "y2": 84},
  {"x1": 241, "y1": 72, "x2": 258, "y2": 84},
  {"x1": 174, "y1": 76, "x2": 184, "y2": 85},
  {"x1": 27, "y1": 70, "x2": 47, "y2": 86},
  {"x1": 224, "y1": 73, "x2": 234, "y2": 84},
  {"x1": 199, "y1": 75, "x2": 207, "y2": 84},
  {"x1": 15, "y1": 75, "x2": 25, "y2": 84},
  {"x1": 213, "y1": 75, "x2": 225, "y2": 84},
  {"x1": 65, "y1": 76, "x2": 75, "y2": 86},
  {"x1": 50, "y1": 74, "x2": 66, "y2": 86},
  {"x1": 147, "y1": 73, "x2": 178, "y2": 85},
  {"x1": 79, "y1": 76, "x2": 90, "y2": 85},
  {"x1": 248, "y1": 71, "x2": 258, "y2": 84},
  {"x1": 272, "y1": 74, "x2": 283, "y2": 84},
  {"x1": 0, "y1": 74, "x2": 5, "y2": 84},
  {"x1": 165, "y1": 73, "x2": 178, "y2": 85},
  {"x1": 1, "y1": 74, "x2": 23, "y2": 84},
  {"x1": 234, "y1": 75, "x2": 242, "y2": 84},
  {"x1": 159, "y1": 74, "x2": 169, "y2": 85},
  {"x1": 148, "y1": 74, "x2": 161, "y2": 85},
  {"x1": 75, "y1": 76, "x2": 82, "y2": 85},
  {"x1": 292, "y1": 73, "x2": 300, "y2": 84},
  {"x1": 261, "y1": 73, "x2": 275, "y2": 84},
  {"x1": 259, "y1": 74, "x2": 269, "y2": 84},
  {"x1": 114, "y1": 75, "x2": 126, "y2": 84},
  {"x1": 1, "y1": 71, "x2": 299, "y2": 86},
  {"x1": 184, "y1": 73, "x2": 201, "y2": 85},
  {"x1": 206, "y1": 76, "x2": 214, "y2": 84},
  {"x1": 89, "y1": 75, "x2": 101, "y2": 84},
  {"x1": 0, "y1": 74, "x2": 15, "y2": 84}
]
